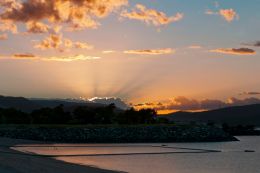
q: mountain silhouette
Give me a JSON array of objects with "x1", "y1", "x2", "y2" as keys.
[
  {"x1": 166, "y1": 104, "x2": 260, "y2": 125},
  {"x1": 0, "y1": 96, "x2": 118, "y2": 112},
  {"x1": 0, "y1": 95, "x2": 40, "y2": 112}
]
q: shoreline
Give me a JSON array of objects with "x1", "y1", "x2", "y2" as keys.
[{"x1": 0, "y1": 137, "x2": 123, "y2": 173}]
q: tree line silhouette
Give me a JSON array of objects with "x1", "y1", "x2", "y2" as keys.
[{"x1": 0, "y1": 104, "x2": 169, "y2": 125}]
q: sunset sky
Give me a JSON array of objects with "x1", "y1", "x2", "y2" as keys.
[{"x1": 0, "y1": 0, "x2": 260, "y2": 112}]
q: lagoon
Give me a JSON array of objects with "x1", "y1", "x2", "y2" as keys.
[{"x1": 11, "y1": 136, "x2": 260, "y2": 173}]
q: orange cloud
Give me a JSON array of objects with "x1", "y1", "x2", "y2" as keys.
[
  {"x1": 35, "y1": 34, "x2": 94, "y2": 51},
  {"x1": 102, "y1": 50, "x2": 116, "y2": 54},
  {"x1": 0, "y1": 33, "x2": 7, "y2": 40},
  {"x1": 133, "y1": 97, "x2": 202, "y2": 112},
  {"x1": 64, "y1": 38, "x2": 73, "y2": 48},
  {"x1": 42, "y1": 54, "x2": 101, "y2": 62},
  {"x1": 188, "y1": 45, "x2": 202, "y2": 49},
  {"x1": 74, "y1": 42, "x2": 93, "y2": 49},
  {"x1": 0, "y1": 0, "x2": 128, "y2": 32},
  {"x1": 133, "y1": 96, "x2": 260, "y2": 113},
  {"x1": 26, "y1": 21, "x2": 49, "y2": 33},
  {"x1": 121, "y1": 4, "x2": 183, "y2": 26},
  {"x1": 0, "y1": 19, "x2": 17, "y2": 33},
  {"x1": 206, "y1": 8, "x2": 239, "y2": 22},
  {"x1": 124, "y1": 48, "x2": 175, "y2": 55},
  {"x1": 0, "y1": 0, "x2": 21, "y2": 8},
  {"x1": 35, "y1": 34, "x2": 63, "y2": 50},
  {"x1": 6, "y1": 53, "x2": 100, "y2": 62},
  {"x1": 210, "y1": 48, "x2": 256, "y2": 55},
  {"x1": 219, "y1": 9, "x2": 239, "y2": 22}
]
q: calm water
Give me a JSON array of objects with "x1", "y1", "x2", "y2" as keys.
[{"x1": 13, "y1": 136, "x2": 260, "y2": 173}]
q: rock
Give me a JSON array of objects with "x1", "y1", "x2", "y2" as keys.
[{"x1": 0, "y1": 125, "x2": 237, "y2": 143}]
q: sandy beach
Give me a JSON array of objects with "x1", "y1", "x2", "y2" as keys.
[{"x1": 0, "y1": 137, "x2": 122, "y2": 173}]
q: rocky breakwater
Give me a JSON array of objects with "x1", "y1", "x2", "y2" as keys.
[{"x1": 0, "y1": 125, "x2": 237, "y2": 143}]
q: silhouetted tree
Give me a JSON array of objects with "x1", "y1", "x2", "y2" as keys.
[
  {"x1": 115, "y1": 108, "x2": 156, "y2": 124},
  {"x1": 0, "y1": 105, "x2": 158, "y2": 125},
  {"x1": 0, "y1": 108, "x2": 31, "y2": 124},
  {"x1": 31, "y1": 105, "x2": 71, "y2": 124},
  {"x1": 73, "y1": 104, "x2": 116, "y2": 124},
  {"x1": 93, "y1": 104, "x2": 116, "y2": 124},
  {"x1": 73, "y1": 106, "x2": 96, "y2": 124}
]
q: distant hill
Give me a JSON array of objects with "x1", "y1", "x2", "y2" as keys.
[
  {"x1": 0, "y1": 96, "x2": 123, "y2": 113},
  {"x1": 165, "y1": 104, "x2": 260, "y2": 126},
  {"x1": 31, "y1": 99, "x2": 104, "y2": 108},
  {"x1": 0, "y1": 96, "x2": 40, "y2": 112}
]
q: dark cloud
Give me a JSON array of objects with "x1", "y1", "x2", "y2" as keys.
[
  {"x1": 200, "y1": 99, "x2": 226, "y2": 110},
  {"x1": 227, "y1": 97, "x2": 260, "y2": 106},
  {"x1": 211, "y1": 48, "x2": 256, "y2": 55},
  {"x1": 242, "y1": 41, "x2": 260, "y2": 47},
  {"x1": 167, "y1": 97, "x2": 200, "y2": 110},
  {"x1": 13, "y1": 53, "x2": 36, "y2": 59}
]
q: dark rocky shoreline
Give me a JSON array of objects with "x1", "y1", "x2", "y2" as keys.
[{"x1": 0, "y1": 125, "x2": 237, "y2": 143}]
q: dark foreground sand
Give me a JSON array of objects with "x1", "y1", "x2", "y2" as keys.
[{"x1": 0, "y1": 137, "x2": 123, "y2": 173}]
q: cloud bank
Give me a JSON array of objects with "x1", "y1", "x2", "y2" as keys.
[{"x1": 134, "y1": 96, "x2": 260, "y2": 113}]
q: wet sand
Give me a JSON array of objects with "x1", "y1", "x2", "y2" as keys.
[{"x1": 0, "y1": 137, "x2": 123, "y2": 173}]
